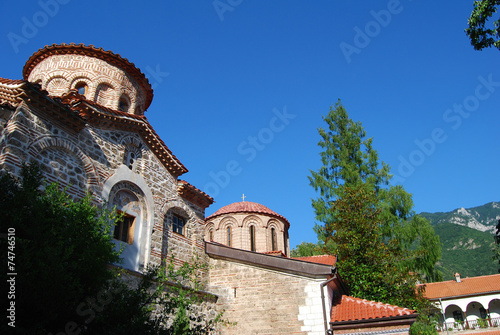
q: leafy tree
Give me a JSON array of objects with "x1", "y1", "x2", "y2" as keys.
[
  {"x1": 465, "y1": 0, "x2": 500, "y2": 51},
  {"x1": 290, "y1": 242, "x2": 323, "y2": 257},
  {"x1": 0, "y1": 164, "x2": 228, "y2": 334},
  {"x1": 308, "y1": 100, "x2": 442, "y2": 307},
  {"x1": 325, "y1": 183, "x2": 428, "y2": 309}
]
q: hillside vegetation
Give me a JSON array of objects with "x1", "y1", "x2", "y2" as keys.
[{"x1": 421, "y1": 202, "x2": 499, "y2": 280}]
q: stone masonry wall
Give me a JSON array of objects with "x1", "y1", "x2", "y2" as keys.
[
  {"x1": 0, "y1": 101, "x2": 207, "y2": 276},
  {"x1": 208, "y1": 257, "x2": 328, "y2": 335}
]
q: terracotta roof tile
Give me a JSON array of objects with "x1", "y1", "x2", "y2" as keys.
[
  {"x1": 331, "y1": 295, "x2": 415, "y2": 323},
  {"x1": 292, "y1": 255, "x2": 337, "y2": 266},
  {"x1": 262, "y1": 250, "x2": 287, "y2": 257},
  {"x1": 0, "y1": 78, "x2": 25, "y2": 109},
  {"x1": 0, "y1": 78, "x2": 24, "y2": 85},
  {"x1": 177, "y1": 180, "x2": 214, "y2": 209},
  {"x1": 206, "y1": 201, "x2": 289, "y2": 226},
  {"x1": 422, "y1": 274, "x2": 500, "y2": 299},
  {"x1": 57, "y1": 90, "x2": 188, "y2": 177}
]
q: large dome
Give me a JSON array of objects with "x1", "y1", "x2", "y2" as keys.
[{"x1": 207, "y1": 201, "x2": 289, "y2": 227}]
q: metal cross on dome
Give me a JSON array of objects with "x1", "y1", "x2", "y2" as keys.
[{"x1": 241, "y1": 194, "x2": 246, "y2": 201}]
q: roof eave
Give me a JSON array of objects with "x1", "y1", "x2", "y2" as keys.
[
  {"x1": 330, "y1": 313, "x2": 419, "y2": 330},
  {"x1": 205, "y1": 242, "x2": 334, "y2": 279}
]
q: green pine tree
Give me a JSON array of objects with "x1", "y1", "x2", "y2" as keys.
[{"x1": 308, "y1": 100, "x2": 442, "y2": 309}]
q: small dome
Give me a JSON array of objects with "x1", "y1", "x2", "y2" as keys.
[{"x1": 207, "y1": 201, "x2": 289, "y2": 227}]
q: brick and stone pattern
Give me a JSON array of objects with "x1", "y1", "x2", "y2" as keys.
[
  {"x1": 0, "y1": 97, "x2": 207, "y2": 277},
  {"x1": 208, "y1": 257, "x2": 327, "y2": 335},
  {"x1": 27, "y1": 54, "x2": 147, "y2": 114},
  {"x1": 206, "y1": 212, "x2": 290, "y2": 256}
]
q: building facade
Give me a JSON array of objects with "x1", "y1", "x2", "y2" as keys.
[
  {"x1": 1, "y1": 43, "x2": 418, "y2": 335},
  {"x1": 0, "y1": 43, "x2": 213, "y2": 273},
  {"x1": 423, "y1": 273, "x2": 500, "y2": 331}
]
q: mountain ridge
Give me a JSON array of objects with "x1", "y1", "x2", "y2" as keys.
[
  {"x1": 420, "y1": 201, "x2": 499, "y2": 280},
  {"x1": 421, "y1": 201, "x2": 500, "y2": 233}
]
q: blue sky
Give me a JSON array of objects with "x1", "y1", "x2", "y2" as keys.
[{"x1": 1, "y1": 1, "x2": 499, "y2": 249}]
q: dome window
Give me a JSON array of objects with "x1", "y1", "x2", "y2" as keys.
[
  {"x1": 271, "y1": 228, "x2": 277, "y2": 251},
  {"x1": 118, "y1": 95, "x2": 130, "y2": 113},
  {"x1": 250, "y1": 225, "x2": 256, "y2": 252},
  {"x1": 75, "y1": 82, "x2": 87, "y2": 96}
]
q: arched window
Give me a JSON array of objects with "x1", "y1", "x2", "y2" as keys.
[
  {"x1": 209, "y1": 228, "x2": 214, "y2": 241},
  {"x1": 118, "y1": 94, "x2": 130, "y2": 113},
  {"x1": 227, "y1": 226, "x2": 232, "y2": 247},
  {"x1": 250, "y1": 225, "x2": 256, "y2": 252},
  {"x1": 123, "y1": 142, "x2": 142, "y2": 172},
  {"x1": 75, "y1": 82, "x2": 87, "y2": 96},
  {"x1": 94, "y1": 83, "x2": 113, "y2": 106},
  {"x1": 271, "y1": 227, "x2": 277, "y2": 251},
  {"x1": 113, "y1": 211, "x2": 136, "y2": 244}
]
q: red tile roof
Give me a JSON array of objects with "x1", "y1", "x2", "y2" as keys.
[
  {"x1": 0, "y1": 78, "x2": 24, "y2": 109},
  {"x1": 23, "y1": 43, "x2": 153, "y2": 110},
  {"x1": 58, "y1": 90, "x2": 188, "y2": 177},
  {"x1": 206, "y1": 201, "x2": 290, "y2": 226},
  {"x1": 177, "y1": 180, "x2": 214, "y2": 209},
  {"x1": 262, "y1": 250, "x2": 287, "y2": 257},
  {"x1": 0, "y1": 78, "x2": 23, "y2": 85},
  {"x1": 292, "y1": 255, "x2": 337, "y2": 267},
  {"x1": 422, "y1": 274, "x2": 500, "y2": 299},
  {"x1": 331, "y1": 295, "x2": 415, "y2": 323}
]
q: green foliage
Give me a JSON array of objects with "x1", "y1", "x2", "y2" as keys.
[
  {"x1": 326, "y1": 183, "x2": 428, "y2": 310},
  {"x1": 0, "y1": 164, "x2": 229, "y2": 334},
  {"x1": 291, "y1": 239, "x2": 337, "y2": 257},
  {"x1": 432, "y1": 221, "x2": 497, "y2": 279},
  {"x1": 0, "y1": 164, "x2": 121, "y2": 334},
  {"x1": 465, "y1": 0, "x2": 500, "y2": 51},
  {"x1": 420, "y1": 204, "x2": 500, "y2": 279},
  {"x1": 290, "y1": 242, "x2": 322, "y2": 257},
  {"x1": 84, "y1": 258, "x2": 230, "y2": 335},
  {"x1": 410, "y1": 312, "x2": 439, "y2": 335},
  {"x1": 308, "y1": 100, "x2": 442, "y2": 309}
]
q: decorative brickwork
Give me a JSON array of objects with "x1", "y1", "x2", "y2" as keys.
[
  {"x1": 0, "y1": 44, "x2": 209, "y2": 278},
  {"x1": 205, "y1": 201, "x2": 290, "y2": 255},
  {"x1": 0, "y1": 43, "x2": 418, "y2": 335},
  {"x1": 24, "y1": 44, "x2": 152, "y2": 115}
]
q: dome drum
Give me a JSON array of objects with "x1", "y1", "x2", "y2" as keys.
[
  {"x1": 23, "y1": 43, "x2": 152, "y2": 115},
  {"x1": 205, "y1": 201, "x2": 290, "y2": 256}
]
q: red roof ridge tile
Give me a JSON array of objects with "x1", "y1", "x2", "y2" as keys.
[
  {"x1": 331, "y1": 295, "x2": 415, "y2": 323},
  {"x1": 0, "y1": 77, "x2": 24, "y2": 86},
  {"x1": 177, "y1": 180, "x2": 214, "y2": 209},
  {"x1": 291, "y1": 255, "x2": 337, "y2": 266},
  {"x1": 206, "y1": 201, "x2": 290, "y2": 227}
]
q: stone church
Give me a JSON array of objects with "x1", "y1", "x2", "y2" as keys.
[{"x1": 0, "y1": 43, "x2": 417, "y2": 335}]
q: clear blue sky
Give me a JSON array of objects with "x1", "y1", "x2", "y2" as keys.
[{"x1": 1, "y1": 1, "x2": 499, "y2": 249}]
